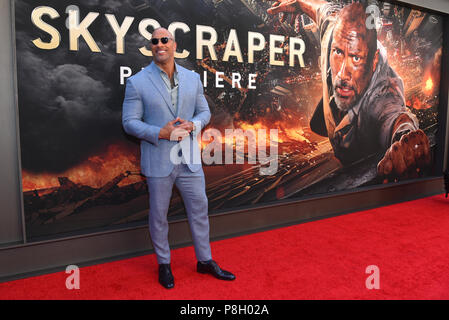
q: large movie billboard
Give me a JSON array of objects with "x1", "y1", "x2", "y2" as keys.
[{"x1": 15, "y1": 0, "x2": 443, "y2": 241}]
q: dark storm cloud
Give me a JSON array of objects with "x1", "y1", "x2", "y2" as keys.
[
  {"x1": 79, "y1": 0, "x2": 123, "y2": 9},
  {"x1": 13, "y1": 0, "x2": 32, "y2": 25},
  {"x1": 101, "y1": 0, "x2": 123, "y2": 11},
  {"x1": 78, "y1": 0, "x2": 100, "y2": 6},
  {"x1": 51, "y1": 64, "x2": 112, "y2": 121},
  {"x1": 16, "y1": 28, "x2": 121, "y2": 173},
  {"x1": 15, "y1": 0, "x2": 153, "y2": 173}
]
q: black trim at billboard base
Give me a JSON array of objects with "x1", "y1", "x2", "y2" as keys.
[{"x1": 0, "y1": 176, "x2": 443, "y2": 282}]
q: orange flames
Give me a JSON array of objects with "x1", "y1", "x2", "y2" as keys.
[
  {"x1": 406, "y1": 75, "x2": 436, "y2": 110},
  {"x1": 22, "y1": 143, "x2": 143, "y2": 192},
  {"x1": 407, "y1": 95, "x2": 431, "y2": 110},
  {"x1": 200, "y1": 121, "x2": 310, "y2": 152},
  {"x1": 200, "y1": 123, "x2": 273, "y2": 150},
  {"x1": 202, "y1": 121, "x2": 310, "y2": 148},
  {"x1": 23, "y1": 122, "x2": 311, "y2": 192},
  {"x1": 424, "y1": 76, "x2": 434, "y2": 93},
  {"x1": 235, "y1": 121, "x2": 310, "y2": 144}
]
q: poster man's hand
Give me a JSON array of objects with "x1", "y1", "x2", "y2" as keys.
[
  {"x1": 377, "y1": 129, "x2": 431, "y2": 179},
  {"x1": 267, "y1": 0, "x2": 301, "y2": 25}
]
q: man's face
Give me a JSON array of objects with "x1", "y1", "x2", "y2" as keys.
[
  {"x1": 330, "y1": 20, "x2": 374, "y2": 111},
  {"x1": 151, "y1": 29, "x2": 176, "y2": 65}
]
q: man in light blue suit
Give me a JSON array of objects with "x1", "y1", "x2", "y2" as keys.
[{"x1": 122, "y1": 27, "x2": 235, "y2": 289}]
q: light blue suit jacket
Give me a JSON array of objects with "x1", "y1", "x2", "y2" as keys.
[{"x1": 122, "y1": 62, "x2": 211, "y2": 177}]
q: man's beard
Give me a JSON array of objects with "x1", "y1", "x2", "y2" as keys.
[{"x1": 332, "y1": 78, "x2": 360, "y2": 112}]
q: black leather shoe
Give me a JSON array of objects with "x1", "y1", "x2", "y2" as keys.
[
  {"x1": 158, "y1": 264, "x2": 174, "y2": 289},
  {"x1": 197, "y1": 260, "x2": 236, "y2": 281}
]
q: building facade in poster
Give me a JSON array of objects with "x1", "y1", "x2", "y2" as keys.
[{"x1": 15, "y1": 0, "x2": 443, "y2": 241}]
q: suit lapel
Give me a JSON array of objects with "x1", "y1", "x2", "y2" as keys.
[
  {"x1": 145, "y1": 62, "x2": 176, "y2": 117},
  {"x1": 176, "y1": 63, "x2": 185, "y2": 117}
]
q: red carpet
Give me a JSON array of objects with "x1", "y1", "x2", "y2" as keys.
[{"x1": 1, "y1": 194, "x2": 449, "y2": 300}]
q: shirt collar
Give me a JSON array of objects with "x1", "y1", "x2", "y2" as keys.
[{"x1": 154, "y1": 62, "x2": 178, "y2": 78}]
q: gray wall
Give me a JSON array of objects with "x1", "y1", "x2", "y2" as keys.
[{"x1": 0, "y1": 0, "x2": 23, "y2": 246}]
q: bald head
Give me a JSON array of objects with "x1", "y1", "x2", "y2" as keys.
[
  {"x1": 152, "y1": 27, "x2": 174, "y2": 40},
  {"x1": 150, "y1": 27, "x2": 177, "y2": 66}
]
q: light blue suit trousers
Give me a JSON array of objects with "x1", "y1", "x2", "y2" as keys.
[{"x1": 147, "y1": 164, "x2": 211, "y2": 264}]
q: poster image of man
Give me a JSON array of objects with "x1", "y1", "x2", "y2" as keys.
[{"x1": 267, "y1": 0, "x2": 430, "y2": 178}]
